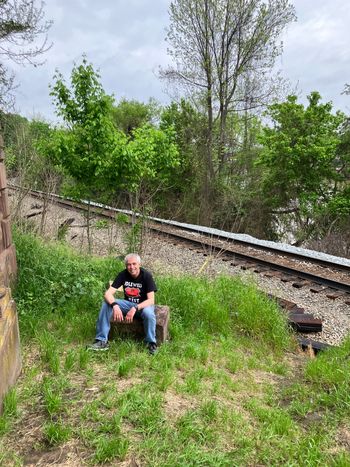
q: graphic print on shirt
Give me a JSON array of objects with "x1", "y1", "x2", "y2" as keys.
[
  {"x1": 125, "y1": 287, "x2": 141, "y2": 298},
  {"x1": 124, "y1": 281, "x2": 142, "y2": 303}
]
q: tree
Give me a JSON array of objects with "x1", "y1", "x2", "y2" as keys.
[
  {"x1": 49, "y1": 58, "x2": 126, "y2": 190},
  {"x1": 257, "y1": 92, "x2": 347, "y2": 244},
  {"x1": 161, "y1": 0, "x2": 295, "y2": 221},
  {"x1": 46, "y1": 58, "x2": 125, "y2": 251},
  {"x1": 0, "y1": 0, "x2": 52, "y2": 109},
  {"x1": 160, "y1": 99, "x2": 206, "y2": 220},
  {"x1": 119, "y1": 123, "x2": 180, "y2": 252},
  {"x1": 1, "y1": 113, "x2": 61, "y2": 233},
  {"x1": 125, "y1": 123, "x2": 179, "y2": 201},
  {"x1": 43, "y1": 58, "x2": 180, "y2": 253},
  {"x1": 112, "y1": 98, "x2": 158, "y2": 135}
]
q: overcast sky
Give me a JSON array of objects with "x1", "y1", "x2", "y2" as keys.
[{"x1": 9, "y1": 0, "x2": 350, "y2": 123}]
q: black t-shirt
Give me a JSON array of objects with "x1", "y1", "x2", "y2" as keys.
[{"x1": 111, "y1": 267, "x2": 157, "y2": 305}]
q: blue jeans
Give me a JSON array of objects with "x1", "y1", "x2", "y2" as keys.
[{"x1": 95, "y1": 299, "x2": 156, "y2": 344}]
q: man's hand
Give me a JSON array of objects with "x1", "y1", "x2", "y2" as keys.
[
  {"x1": 112, "y1": 304, "x2": 123, "y2": 322},
  {"x1": 125, "y1": 307, "x2": 137, "y2": 323}
]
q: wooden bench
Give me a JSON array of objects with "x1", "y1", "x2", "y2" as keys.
[{"x1": 109, "y1": 305, "x2": 170, "y2": 344}]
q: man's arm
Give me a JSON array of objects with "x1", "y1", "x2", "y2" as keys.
[
  {"x1": 125, "y1": 291, "x2": 155, "y2": 323},
  {"x1": 136, "y1": 291, "x2": 155, "y2": 310},
  {"x1": 104, "y1": 285, "x2": 117, "y2": 305},
  {"x1": 104, "y1": 285, "x2": 124, "y2": 322}
]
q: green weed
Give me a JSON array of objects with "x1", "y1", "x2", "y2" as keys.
[
  {"x1": 2, "y1": 388, "x2": 18, "y2": 417},
  {"x1": 117, "y1": 357, "x2": 137, "y2": 377},
  {"x1": 94, "y1": 219, "x2": 109, "y2": 229},
  {"x1": 0, "y1": 417, "x2": 8, "y2": 436},
  {"x1": 37, "y1": 330, "x2": 60, "y2": 375},
  {"x1": 64, "y1": 349, "x2": 76, "y2": 371},
  {"x1": 43, "y1": 420, "x2": 71, "y2": 445},
  {"x1": 92, "y1": 436, "x2": 129, "y2": 464},
  {"x1": 0, "y1": 389, "x2": 18, "y2": 436},
  {"x1": 200, "y1": 400, "x2": 219, "y2": 422},
  {"x1": 78, "y1": 347, "x2": 90, "y2": 370},
  {"x1": 41, "y1": 377, "x2": 65, "y2": 417}
]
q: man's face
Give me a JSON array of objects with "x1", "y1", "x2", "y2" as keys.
[{"x1": 126, "y1": 257, "x2": 141, "y2": 278}]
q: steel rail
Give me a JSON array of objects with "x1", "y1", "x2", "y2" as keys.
[
  {"x1": 156, "y1": 228, "x2": 350, "y2": 294},
  {"x1": 150, "y1": 219, "x2": 350, "y2": 274}
]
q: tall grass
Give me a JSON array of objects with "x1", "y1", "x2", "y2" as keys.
[
  {"x1": 303, "y1": 336, "x2": 350, "y2": 416},
  {"x1": 13, "y1": 228, "x2": 117, "y2": 339},
  {"x1": 157, "y1": 274, "x2": 292, "y2": 350}
]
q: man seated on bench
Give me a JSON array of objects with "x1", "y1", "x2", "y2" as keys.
[{"x1": 87, "y1": 253, "x2": 158, "y2": 355}]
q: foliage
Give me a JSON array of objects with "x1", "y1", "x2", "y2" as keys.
[
  {"x1": 157, "y1": 274, "x2": 291, "y2": 350},
  {"x1": 43, "y1": 58, "x2": 180, "y2": 232},
  {"x1": 257, "y1": 92, "x2": 348, "y2": 243},
  {"x1": 125, "y1": 123, "x2": 179, "y2": 192},
  {"x1": 258, "y1": 92, "x2": 345, "y2": 207},
  {"x1": 12, "y1": 228, "x2": 117, "y2": 330},
  {"x1": 1, "y1": 113, "x2": 62, "y2": 241},
  {"x1": 305, "y1": 336, "x2": 350, "y2": 390},
  {"x1": 112, "y1": 98, "x2": 157, "y2": 135},
  {"x1": 162, "y1": 0, "x2": 295, "y2": 222},
  {"x1": 47, "y1": 57, "x2": 126, "y2": 199},
  {"x1": 159, "y1": 99, "x2": 204, "y2": 219},
  {"x1": 1, "y1": 113, "x2": 56, "y2": 182}
]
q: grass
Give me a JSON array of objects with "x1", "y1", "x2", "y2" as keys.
[{"x1": 0, "y1": 229, "x2": 350, "y2": 465}]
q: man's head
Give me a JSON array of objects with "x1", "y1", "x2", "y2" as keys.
[{"x1": 124, "y1": 253, "x2": 141, "y2": 278}]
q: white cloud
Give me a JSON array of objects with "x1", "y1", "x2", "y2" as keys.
[
  {"x1": 278, "y1": 0, "x2": 350, "y2": 111},
  {"x1": 7, "y1": 0, "x2": 350, "y2": 120}
]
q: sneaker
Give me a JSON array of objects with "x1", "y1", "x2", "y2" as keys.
[
  {"x1": 148, "y1": 342, "x2": 157, "y2": 355},
  {"x1": 86, "y1": 340, "x2": 109, "y2": 351}
]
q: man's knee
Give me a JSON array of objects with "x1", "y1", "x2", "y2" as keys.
[
  {"x1": 141, "y1": 306, "x2": 155, "y2": 321},
  {"x1": 100, "y1": 300, "x2": 111, "y2": 312}
]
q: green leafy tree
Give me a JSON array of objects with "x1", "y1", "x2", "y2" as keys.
[
  {"x1": 43, "y1": 58, "x2": 180, "y2": 253},
  {"x1": 257, "y1": 92, "x2": 347, "y2": 243},
  {"x1": 115, "y1": 122, "x2": 180, "y2": 253},
  {"x1": 112, "y1": 98, "x2": 158, "y2": 135},
  {"x1": 49, "y1": 58, "x2": 126, "y2": 191},
  {"x1": 124, "y1": 123, "x2": 179, "y2": 226},
  {"x1": 46, "y1": 57, "x2": 126, "y2": 251},
  {"x1": 160, "y1": 99, "x2": 205, "y2": 220}
]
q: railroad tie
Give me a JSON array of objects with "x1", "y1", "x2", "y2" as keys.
[
  {"x1": 267, "y1": 293, "x2": 323, "y2": 333},
  {"x1": 288, "y1": 314, "x2": 323, "y2": 333},
  {"x1": 325, "y1": 290, "x2": 344, "y2": 300},
  {"x1": 292, "y1": 280, "x2": 311, "y2": 289},
  {"x1": 297, "y1": 337, "x2": 332, "y2": 354},
  {"x1": 309, "y1": 285, "x2": 326, "y2": 293}
]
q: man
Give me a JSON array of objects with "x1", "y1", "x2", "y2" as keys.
[{"x1": 87, "y1": 253, "x2": 158, "y2": 355}]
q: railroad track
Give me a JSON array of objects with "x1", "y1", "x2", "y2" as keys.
[
  {"x1": 9, "y1": 185, "x2": 350, "y2": 352},
  {"x1": 149, "y1": 224, "x2": 350, "y2": 297}
]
